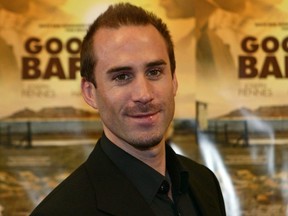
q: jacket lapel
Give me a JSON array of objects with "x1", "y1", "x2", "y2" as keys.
[
  {"x1": 85, "y1": 143, "x2": 155, "y2": 216},
  {"x1": 176, "y1": 154, "x2": 225, "y2": 216}
]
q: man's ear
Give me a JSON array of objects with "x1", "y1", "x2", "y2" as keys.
[{"x1": 81, "y1": 78, "x2": 98, "y2": 109}]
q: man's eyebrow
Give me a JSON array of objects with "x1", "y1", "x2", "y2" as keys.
[
  {"x1": 106, "y1": 66, "x2": 132, "y2": 74},
  {"x1": 106, "y1": 60, "x2": 167, "y2": 74},
  {"x1": 146, "y1": 60, "x2": 167, "y2": 68}
]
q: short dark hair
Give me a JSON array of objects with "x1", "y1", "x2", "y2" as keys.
[{"x1": 80, "y1": 2, "x2": 176, "y2": 86}]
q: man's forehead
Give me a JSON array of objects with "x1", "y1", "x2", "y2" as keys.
[{"x1": 92, "y1": 24, "x2": 165, "y2": 51}]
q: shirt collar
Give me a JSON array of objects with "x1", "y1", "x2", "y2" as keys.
[{"x1": 100, "y1": 133, "x2": 189, "y2": 204}]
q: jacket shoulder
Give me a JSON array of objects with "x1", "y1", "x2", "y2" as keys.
[
  {"x1": 177, "y1": 154, "x2": 222, "y2": 193},
  {"x1": 30, "y1": 163, "x2": 97, "y2": 216}
]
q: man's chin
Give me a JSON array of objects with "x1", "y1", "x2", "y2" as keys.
[{"x1": 128, "y1": 135, "x2": 164, "y2": 150}]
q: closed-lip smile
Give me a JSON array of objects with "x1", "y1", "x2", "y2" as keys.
[
  {"x1": 127, "y1": 111, "x2": 160, "y2": 126},
  {"x1": 131, "y1": 112, "x2": 157, "y2": 118}
]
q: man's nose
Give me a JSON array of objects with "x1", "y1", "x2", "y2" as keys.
[{"x1": 132, "y1": 76, "x2": 153, "y2": 104}]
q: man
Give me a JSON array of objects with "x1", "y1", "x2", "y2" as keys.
[{"x1": 30, "y1": 3, "x2": 226, "y2": 216}]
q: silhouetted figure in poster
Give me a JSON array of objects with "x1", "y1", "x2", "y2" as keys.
[{"x1": 159, "y1": 0, "x2": 237, "y2": 84}]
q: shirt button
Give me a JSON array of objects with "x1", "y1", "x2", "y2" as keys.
[{"x1": 158, "y1": 180, "x2": 170, "y2": 194}]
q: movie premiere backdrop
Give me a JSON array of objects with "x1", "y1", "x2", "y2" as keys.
[{"x1": 1, "y1": 0, "x2": 288, "y2": 215}]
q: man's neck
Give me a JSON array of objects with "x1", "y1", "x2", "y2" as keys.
[
  {"x1": 105, "y1": 132, "x2": 167, "y2": 175},
  {"x1": 130, "y1": 143, "x2": 166, "y2": 176}
]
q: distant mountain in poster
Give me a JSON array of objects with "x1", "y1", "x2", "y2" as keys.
[
  {"x1": 218, "y1": 105, "x2": 288, "y2": 119},
  {"x1": 2, "y1": 106, "x2": 100, "y2": 120}
]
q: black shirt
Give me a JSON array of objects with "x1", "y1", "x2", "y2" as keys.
[{"x1": 100, "y1": 134, "x2": 199, "y2": 216}]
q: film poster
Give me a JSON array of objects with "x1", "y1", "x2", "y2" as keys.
[{"x1": 1, "y1": 0, "x2": 288, "y2": 215}]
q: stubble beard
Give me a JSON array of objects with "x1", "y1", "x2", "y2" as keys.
[
  {"x1": 127, "y1": 134, "x2": 164, "y2": 150},
  {"x1": 122, "y1": 103, "x2": 166, "y2": 150}
]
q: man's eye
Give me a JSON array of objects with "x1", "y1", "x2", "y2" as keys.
[
  {"x1": 114, "y1": 73, "x2": 132, "y2": 82},
  {"x1": 147, "y1": 69, "x2": 162, "y2": 79}
]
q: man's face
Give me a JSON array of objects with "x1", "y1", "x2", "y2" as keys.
[{"x1": 82, "y1": 25, "x2": 178, "y2": 150}]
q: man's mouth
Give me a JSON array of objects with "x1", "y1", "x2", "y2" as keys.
[
  {"x1": 130, "y1": 112, "x2": 158, "y2": 118},
  {"x1": 127, "y1": 111, "x2": 160, "y2": 126}
]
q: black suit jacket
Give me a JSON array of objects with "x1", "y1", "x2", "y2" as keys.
[{"x1": 30, "y1": 139, "x2": 226, "y2": 216}]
